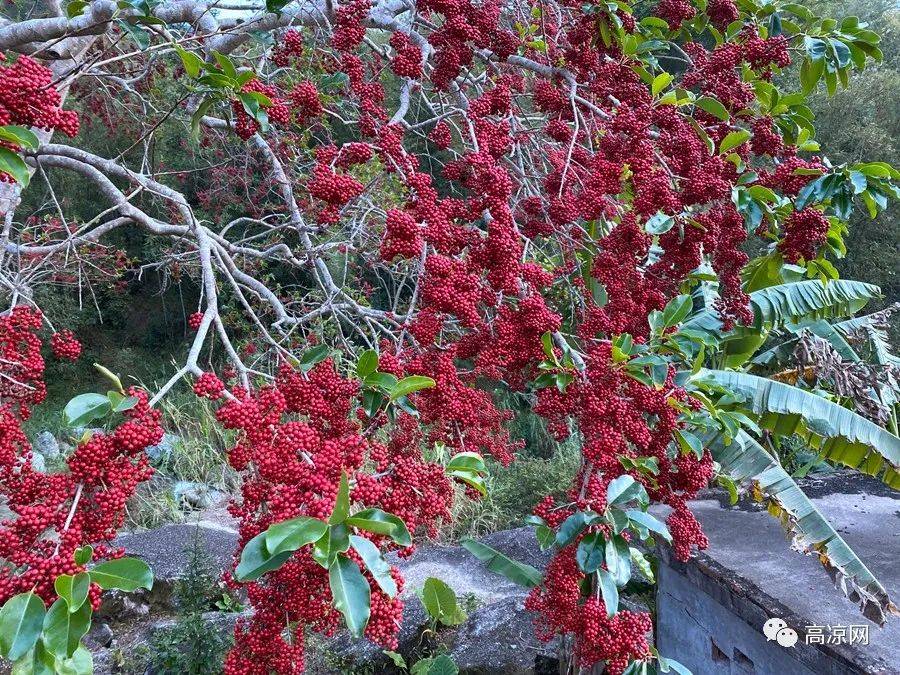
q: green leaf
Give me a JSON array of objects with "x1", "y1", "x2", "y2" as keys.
[
  {"x1": 625, "y1": 510, "x2": 672, "y2": 542},
  {"x1": 699, "y1": 370, "x2": 900, "y2": 490},
  {"x1": 329, "y1": 555, "x2": 371, "y2": 637},
  {"x1": 420, "y1": 577, "x2": 465, "y2": 625},
  {"x1": 446, "y1": 452, "x2": 486, "y2": 473},
  {"x1": 651, "y1": 72, "x2": 673, "y2": 96},
  {"x1": 73, "y1": 546, "x2": 93, "y2": 567},
  {"x1": 683, "y1": 279, "x2": 881, "y2": 343},
  {"x1": 350, "y1": 535, "x2": 397, "y2": 598},
  {"x1": 330, "y1": 472, "x2": 351, "y2": 525},
  {"x1": 235, "y1": 531, "x2": 294, "y2": 581},
  {"x1": 265, "y1": 0, "x2": 292, "y2": 13},
  {"x1": 0, "y1": 147, "x2": 30, "y2": 186},
  {"x1": 661, "y1": 295, "x2": 692, "y2": 328},
  {"x1": 461, "y1": 539, "x2": 543, "y2": 588},
  {"x1": 606, "y1": 475, "x2": 648, "y2": 507},
  {"x1": 54, "y1": 644, "x2": 92, "y2": 675},
  {"x1": 190, "y1": 97, "x2": 214, "y2": 140},
  {"x1": 11, "y1": 638, "x2": 56, "y2": 675},
  {"x1": 364, "y1": 372, "x2": 398, "y2": 391},
  {"x1": 264, "y1": 516, "x2": 328, "y2": 556},
  {"x1": 210, "y1": 50, "x2": 237, "y2": 79},
  {"x1": 311, "y1": 524, "x2": 350, "y2": 568},
  {"x1": 596, "y1": 568, "x2": 619, "y2": 616},
  {"x1": 88, "y1": 557, "x2": 152, "y2": 592},
  {"x1": 427, "y1": 654, "x2": 459, "y2": 675},
  {"x1": 676, "y1": 429, "x2": 704, "y2": 459},
  {"x1": 575, "y1": 532, "x2": 605, "y2": 573},
  {"x1": 390, "y1": 375, "x2": 436, "y2": 401},
  {"x1": 0, "y1": 126, "x2": 39, "y2": 151},
  {"x1": 707, "y1": 429, "x2": 893, "y2": 624},
  {"x1": 630, "y1": 548, "x2": 655, "y2": 582},
  {"x1": 716, "y1": 474, "x2": 739, "y2": 505},
  {"x1": 356, "y1": 350, "x2": 379, "y2": 378},
  {"x1": 719, "y1": 130, "x2": 751, "y2": 154},
  {"x1": 694, "y1": 96, "x2": 729, "y2": 121},
  {"x1": 173, "y1": 45, "x2": 203, "y2": 78},
  {"x1": 0, "y1": 593, "x2": 46, "y2": 661},
  {"x1": 54, "y1": 573, "x2": 90, "y2": 613},
  {"x1": 65, "y1": 0, "x2": 88, "y2": 17},
  {"x1": 298, "y1": 344, "x2": 330, "y2": 372},
  {"x1": 384, "y1": 651, "x2": 407, "y2": 669},
  {"x1": 106, "y1": 391, "x2": 139, "y2": 413},
  {"x1": 42, "y1": 599, "x2": 91, "y2": 659},
  {"x1": 555, "y1": 511, "x2": 597, "y2": 547},
  {"x1": 63, "y1": 393, "x2": 112, "y2": 428},
  {"x1": 345, "y1": 508, "x2": 412, "y2": 546},
  {"x1": 645, "y1": 211, "x2": 675, "y2": 235},
  {"x1": 605, "y1": 535, "x2": 631, "y2": 586}
]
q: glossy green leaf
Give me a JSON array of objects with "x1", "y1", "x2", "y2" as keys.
[
  {"x1": 330, "y1": 472, "x2": 351, "y2": 525},
  {"x1": 0, "y1": 593, "x2": 45, "y2": 661},
  {"x1": 345, "y1": 508, "x2": 412, "y2": 546},
  {"x1": 329, "y1": 555, "x2": 371, "y2": 637},
  {"x1": 264, "y1": 516, "x2": 328, "y2": 556},
  {"x1": 88, "y1": 557, "x2": 152, "y2": 592},
  {"x1": 719, "y1": 130, "x2": 751, "y2": 154},
  {"x1": 461, "y1": 539, "x2": 542, "y2": 588},
  {"x1": 389, "y1": 375, "x2": 436, "y2": 401},
  {"x1": 42, "y1": 599, "x2": 90, "y2": 659},
  {"x1": 63, "y1": 393, "x2": 111, "y2": 428},
  {"x1": 420, "y1": 577, "x2": 466, "y2": 625},
  {"x1": 54, "y1": 573, "x2": 90, "y2": 613},
  {"x1": 0, "y1": 126, "x2": 39, "y2": 150},
  {"x1": 575, "y1": 532, "x2": 605, "y2": 573},
  {"x1": 356, "y1": 350, "x2": 379, "y2": 378},
  {"x1": 350, "y1": 535, "x2": 397, "y2": 598}
]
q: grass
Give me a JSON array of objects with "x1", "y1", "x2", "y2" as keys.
[
  {"x1": 125, "y1": 385, "x2": 239, "y2": 530},
  {"x1": 443, "y1": 441, "x2": 581, "y2": 540}
]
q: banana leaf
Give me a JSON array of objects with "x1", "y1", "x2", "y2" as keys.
[
  {"x1": 707, "y1": 429, "x2": 897, "y2": 625},
  {"x1": 699, "y1": 369, "x2": 900, "y2": 489}
]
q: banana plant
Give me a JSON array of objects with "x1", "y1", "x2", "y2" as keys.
[{"x1": 673, "y1": 268, "x2": 900, "y2": 623}]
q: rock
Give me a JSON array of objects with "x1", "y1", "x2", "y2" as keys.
[
  {"x1": 96, "y1": 591, "x2": 151, "y2": 622},
  {"x1": 29, "y1": 452, "x2": 45, "y2": 473},
  {"x1": 314, "y1": 528, "x2": 556, "y2": 673},
  {"x1": 112, "y1": 523, "x2": 239, "y2": 609},
  {"x1": 450, "y1": 595, "x2": 557, "y2": 674},
  {"x1": 172, "y1": 481, "x2": 227, "y2": 511},
  {"x1": 85, "y1": 622, "x2": 114, "y2": 649},
  {"x1": 34, "y1": 431, "x2": 60, "y2": 459},
  {"x1": 395, "y1": 527, "x2": 551, "y2": 606},
  {"x1": 147, "y1": 433, "x2": 178, "y2": 464}
]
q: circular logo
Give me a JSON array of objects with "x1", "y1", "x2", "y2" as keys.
[
  {"x1": 763, "y1": 617, "x2": 798, "y2": 648},
  {"x1": 776, "y1": 627, "x2": 799, "y2": 648}
]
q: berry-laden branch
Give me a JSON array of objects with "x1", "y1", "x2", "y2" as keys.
[{"x1": 0, "y1": 0, "x2": 898, "y2": 673}]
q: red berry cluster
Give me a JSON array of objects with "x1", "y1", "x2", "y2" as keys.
[
  {"x1": 307, "y1": 146, "x2": 365, "y2": 223},
  {"x1": 0, "y1": 319, "x2": 161, "y2": 606},
  {"x1": 272, "y1": 30, "x2": 304, "y2": 67},
  {"x1": 50, "y1": 329, "x2": 82, "y2": 361},
  {"x1": 779, "y1": 208, "x2": 830, "y2": 263},
  {"x1": 193, "y1": 371, "x2": 225, "y2": 399},
  {"x1": 0, "y1": 54, "x2": 78, "y2": 181},
  {"x1": 211, "y1": 359, "x2": 455, "y2": 674},
  {"x1": 232, "y1": 79, "x2": 290, "y2": 140},
  {"x1": 0, "y1": 308, "x2": 46, "y2": 417},
  {"x1": 0, "y1": 54, "x2": 79, "y2": 135},
  {"x1": 188, "y1": 311, "x2": 204, "y2": 330},
  {"x1": 389, "y1": 32, "x2": 423, "y2": 79}
]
